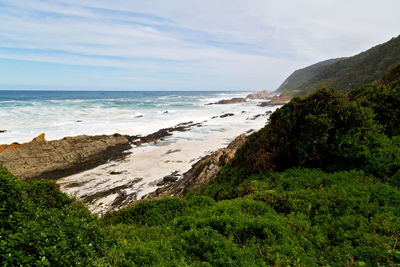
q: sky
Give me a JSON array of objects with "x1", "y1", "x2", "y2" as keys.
[{"x1": 0, "y1": 0, "x2": 399, "y2": 91}]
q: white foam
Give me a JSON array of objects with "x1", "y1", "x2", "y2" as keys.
[{"x1": 57, "y1": 101, "x2": 278, "y2": 214}]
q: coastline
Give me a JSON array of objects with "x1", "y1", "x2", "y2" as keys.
[{"x1": 0, "y1": 92, "x2": 286, "y2": 213}]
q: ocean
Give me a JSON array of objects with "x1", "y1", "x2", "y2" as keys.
[
  {"x1": 2, "y1": 90, "x2": 261, "y2": 144},
  {"x1": 0, "y1": 90, "x2": 277, "y2": 213}
]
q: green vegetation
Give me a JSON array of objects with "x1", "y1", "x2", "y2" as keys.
[
  {"x1": 0, "y1": 167, "x2": 105, "y2": 266},
  {"x1": 1, "y1": 66, "x2": 400, "y2": 265},
  {"x1": 277, "y1": 35, "x2": 400, "y2": 96}
]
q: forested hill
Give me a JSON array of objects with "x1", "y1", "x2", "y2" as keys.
[{"x1": 277, "y1": 35, "x2": 400, "y2": 96}]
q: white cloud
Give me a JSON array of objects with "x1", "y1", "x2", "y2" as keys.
[{"x1": 0, "y1": 0, "x2": 399, "y2": 90}]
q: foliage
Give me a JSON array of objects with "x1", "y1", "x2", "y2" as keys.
[
  {"x1": 233, "y1": 87, "x2": 400, "y2": 178},
  {"x1": 278, "y1": 35, "x2": 400, "y2": 96},
  {"x1": 0, "y1": 167, "x2": 105, "y2": 266},
  {"x1": 349, "y1": 67, "x2": 400, "y2": 137},
  {"x1": 2, "y1": 66, "x2": 400, "y2": 265}
]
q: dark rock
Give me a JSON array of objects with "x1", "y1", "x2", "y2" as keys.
[
  {"x1": 157, "y1": 180, "x2": 166, "y2": 186},
  {"x1": 109, "y1": 171, "x2": 123, "y2": 175},
  {"x1": 220, "y1": 113, "x2": 234, "y2": 118},
  {"x1": 133, "y1": 121, "x2": 203, "y2": 146},
  {"x1": 163, "y1": 175, "x2": 179, "y2": 183},
  {"x1": 80, "y1": 178, "x2": 141, "y2": 205},
  {"x1": 246, "y1": 111, "x2": 273, "y2": 120},
  {"x1": 206, "y1": 97, "x2": 246, "y2": 105},
  {"x1": 246, "y1": 114, "x2": 262, "y2": 120},
  {"x1": 257, "y1": 102, "x2": 270, "y2": 107},
  {"x1": 164, "y1": 149, "x2": 181, "y2": 155},
  {"x1": 171, "y1": 170, "x2": 180, "y2": 176}
]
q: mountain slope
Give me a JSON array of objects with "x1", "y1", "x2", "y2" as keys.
[
  {"x1": 277, "y1": 35, "x2": 400, "y2": 96},
  {"x1": 276, "y1": 58, "x2": 343, "y2": 95}
]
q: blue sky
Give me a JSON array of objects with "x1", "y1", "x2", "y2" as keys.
[{"x1": 0, "y1": 0, "x2": 399, "y2": 91}]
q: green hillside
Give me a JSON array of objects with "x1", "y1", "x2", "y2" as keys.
[
  {"x1": 1, "y1": 66, "x2": 400, "y2": 266},
  {"x1": 277, "y1": 35, "x2": 400, "y2": 96}
]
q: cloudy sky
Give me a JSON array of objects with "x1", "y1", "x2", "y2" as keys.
[{"x1": 0, "y1": 0, "x2": 399, "y2": 91}]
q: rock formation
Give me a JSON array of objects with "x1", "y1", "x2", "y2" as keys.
[
  {"x1": 246, "y1": 90, "x2": 270, "y2": 100},
  {"x1": 131, "y1": 121, "x2": 203, "y2": 145},
  {"x1": 144, "y1": 134, "x2": 247, "y2": 198},
  {"x1": 206, "y1": 97, "x2": 246, "y2": 105},
  {"x1": 0, "y1": 133, "x2": 131, "y2": 180}
]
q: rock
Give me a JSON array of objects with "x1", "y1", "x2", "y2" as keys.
[
  {"x1": 32, "y1": 133, "x2": 45, "y2": 142},
  {"x1": 257, "y1": 102, "x2": 269, "y2": 107},
  {"x1": 109, "y1": 171, "x2": 123, "y2": 175},
  {"x1": 144, "y1": 134, "x2": 248, "y2": 198},
  {"x1": 246, "y1": 111, "x2": 272, "y2": 121},
  {"x1": 163, "y1": 175, "x2": 179, "y2": 183},
  {"x1": 0, "y1": 133, "x2": 131, "y2": 180},
  {"x1": 246, "y1": 90, "x2": 270, "y2": 100},
  {"x1": 206, "y1": 97, "x2": 246, "y2": 105},
  {"x1": 133, "y1": 121, "x2": 203, "y2": 146},
  {"x1": 219, "y1": 113, "x2": 234, "y2": 118},
  {"x1": 164, "y1": 149, "x2": 181, "y2": 155},
  {"x1": 258, "y1": 96, "x2": 292, "y2": 106}
]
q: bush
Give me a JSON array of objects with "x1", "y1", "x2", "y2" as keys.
[
  {"x1": 233, "y1": 87, "x2": 400, "y2": 178},
  {"x1": 0, "y1": 167, "x2": 105, "y2": 266}
]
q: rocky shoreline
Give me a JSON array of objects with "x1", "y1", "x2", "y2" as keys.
[
  {"x1": 143, "y1": 134, "x2": 247, "y2": 199},
  {"x1": 0, "y1": 90, "x2": 286, "y2": 212},
  {"x1": 0, "y1": 119, "x2": 207, "y2": 180},
  {"x1": 0, "y1": 133, "x2": 132, "y2": 180}
]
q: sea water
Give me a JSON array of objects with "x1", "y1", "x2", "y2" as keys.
[{"x1": 0, "y1": 90, "x2": 277, "y2": 213}]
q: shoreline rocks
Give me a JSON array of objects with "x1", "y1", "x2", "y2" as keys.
[
  {"x1": 0, "y1": 133, "x2": 131, "y2": 180},
  {"x1": 206, "y1": 97, "x2": 246, "y2": 105},
  {"x1": 131, "y1": 121, "x2": 203, "y2": 146},
  {"x1": 0, "y1": 121, "x2": 205, "y2": 181},
  {"x1": 246, "y1": 90, "x2": 270, "y2": 100},
  {"x1": 144, "y1": 134, "x2": 248, "y2": 199}
]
